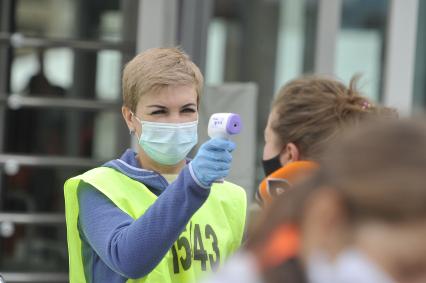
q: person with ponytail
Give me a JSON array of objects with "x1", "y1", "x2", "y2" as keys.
[{"x1": 257, "y1": 75, "x2": 396, "y2": 204}]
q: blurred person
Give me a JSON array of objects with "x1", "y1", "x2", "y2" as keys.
[
  {"x1": 210, "y1": 118, "x2": 426, "y2": 283},
  {"x1": 301, "y1": 118, "x2": 426, "y2": 283},
  {"x1": 64, "y1": 47, "x2": 247, "y2": 283},
  {"x1": 257, "y1": 75, "x2": 395, "y2": 204}
]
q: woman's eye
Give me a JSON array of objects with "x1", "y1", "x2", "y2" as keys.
[
  {"x1": 181, "y1": 108, "x2": 196, "y2": 113},
  {"x1": 151, "y1": 110, "x2": 167, "y2": 115}
]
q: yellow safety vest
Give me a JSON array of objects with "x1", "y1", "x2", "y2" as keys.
[{"x1": 64, "y1": 167, "x2": 247, "y2": 283}]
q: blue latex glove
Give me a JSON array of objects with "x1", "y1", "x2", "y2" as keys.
[{"x1": 189, "y1": 138, "x2": 236, "y2": 188}]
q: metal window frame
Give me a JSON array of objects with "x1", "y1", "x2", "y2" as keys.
[
  {"x1": 314, "y1": 0, "x2": 419, "y2": 116},
  {"x1": 382, "y1": 0, "x2": 419, "y2": 115},
  {"x1": 136, "y1": 0, "x2": 178, "y2": 52},
  {"x1": 0, "y1": 0, "x2": 14, "y2": 211},
  {"x1": 178, "y1": 0, "x2": 214, "y2": 73},
  {"x1": 314, "y1": 0, "x2": 342, "y2": 74}
]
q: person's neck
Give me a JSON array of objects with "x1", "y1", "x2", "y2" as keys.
[{"x1": 137, "y1": 150, "x2": 185, "y2": 174}]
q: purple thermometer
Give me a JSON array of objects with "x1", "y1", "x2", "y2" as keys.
[
  {"x1": 207, "y1": 113, "x2": 242, "y2": 139},
  {"x1": 207, "y1": 113, "x2": 242, "y2": 183}
]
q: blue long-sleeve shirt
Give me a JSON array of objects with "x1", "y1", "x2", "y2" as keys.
[{"x1": 77, "y1": 149, "x2": 210, "y2": 282}]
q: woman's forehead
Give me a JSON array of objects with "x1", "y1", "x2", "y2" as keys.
[
  {"x1": 137, "y1": 85, "x2": 197, "y2": 107},
  {"x1": 267, "y1": 108, "x2": 280, "y2": 125}
]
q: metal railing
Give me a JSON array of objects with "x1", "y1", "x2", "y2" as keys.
[
  {"x1": 0, "y1": 213, "x2": 64, "y2": 224},
  {"x1": 0, "y1": 213, "x2": 65, "y2": 237},
  {"x1": 2, "y1": 94, "x2": 121, "y2": 111},
  {"x1": 0, "y1": 154, "x2": 105, "y2": 175},
  {"x1": 0, "y1": 272, "x2": 68, "y2": 283},
  {"x1": 0, "y1": 32, "x2": 134, "y2": 53}
]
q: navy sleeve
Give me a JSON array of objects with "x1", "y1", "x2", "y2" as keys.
[{"x1": 77, "y1": 166, "x2": 210, "y2": 279}]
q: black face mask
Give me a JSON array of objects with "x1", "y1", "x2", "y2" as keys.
[{"x1": 262, "y1": 154, "x2": 282, "y2": 177}]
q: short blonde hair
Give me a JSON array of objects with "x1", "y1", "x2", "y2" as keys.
[{"x1": 122, "y1": 47, "x2": 204, "y2": 112}]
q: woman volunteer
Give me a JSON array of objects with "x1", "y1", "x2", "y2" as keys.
[{"x1": 63, "y1": 47, "x2": 246, "y2": 283}]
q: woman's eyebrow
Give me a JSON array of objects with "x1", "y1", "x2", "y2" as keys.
[
  {"x1": 147, "y1": 105, "x2": 167, "y2": 109},
  {"x1": 180, "y1": 103, "x2": 197, "y2": 109}
]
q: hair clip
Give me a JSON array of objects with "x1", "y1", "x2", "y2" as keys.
[{"x1": 362, "y1": 101, "x2": 372, "y2": 110}]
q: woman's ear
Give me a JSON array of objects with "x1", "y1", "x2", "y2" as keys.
[
  {"x1": 122, "y1": 106, "x2": 135, "y2": 133},
  {"x1": 280, "y1": 142, "x2": 300, "y2": 164}
]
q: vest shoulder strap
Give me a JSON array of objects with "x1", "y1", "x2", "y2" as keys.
[{"x1": 68, "y1": 167, "x2": 157, "y2": 219}]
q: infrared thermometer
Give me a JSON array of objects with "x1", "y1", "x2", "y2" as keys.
[
  {"x1": 208, "y1": 113, "x2": 242, "y2": 139},
  {"x1": 207, "y1": 113, "x2": 242, "y2": 183}
]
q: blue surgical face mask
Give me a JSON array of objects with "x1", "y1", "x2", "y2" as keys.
[{"x1": 132, "y1": 113, "x2": 198, "y2": 165}]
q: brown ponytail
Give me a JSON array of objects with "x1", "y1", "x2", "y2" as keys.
[{"x1": 271, "y1": 75, "x2": 396, "y2": 160}]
